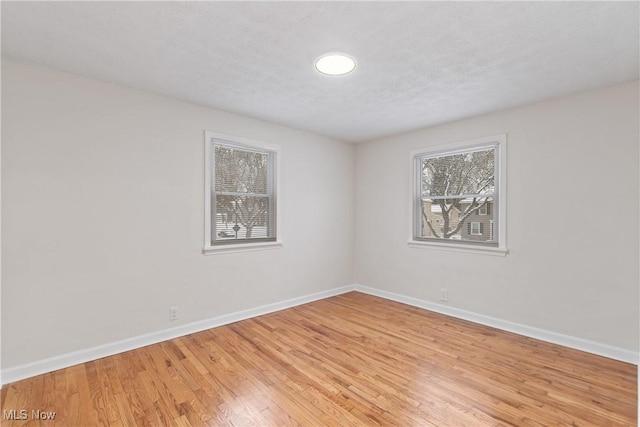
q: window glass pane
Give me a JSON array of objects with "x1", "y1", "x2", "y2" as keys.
[
  {"x1": 421, "y1": 148, "x2": 494, "y2": 197},
  {"x1": 420, "y1": 196, "x2": 495, "y2": 243},
  {"x1": 214, "y1": 145, "x2": 269, "y2": 194},
  {"x1": 215, "y1": 195, "x2": 272, "y2": 240}
]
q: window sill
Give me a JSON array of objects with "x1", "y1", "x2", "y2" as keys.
[
  {"x1": 203, "y1": 241, "x2": 283, "y2": 255},
  {"x1": 407, "y1": 240, "x2": 508, "y2": 256}
]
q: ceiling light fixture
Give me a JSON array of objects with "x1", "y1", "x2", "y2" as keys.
[{"x1": 315, "y1": 53, "x2": 356, "y2": 76}]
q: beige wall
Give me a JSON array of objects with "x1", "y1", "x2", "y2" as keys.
[
  {"x1": 1, "y1": 60, "x2": 356, "y2": 369},
  {"x1": 354, "y1": 81, "x2": 639, "y2": 351}
]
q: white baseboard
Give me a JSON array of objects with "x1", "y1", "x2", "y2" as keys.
[
  {"x1": 2, "y1": 283, "x2": 636, "y2": 385},
  {"x1": 1, "y1": 285, "x2": 356, "y2": 385},
  {"x1": 354, "y1": 284, "x2": 639, "y2": 365}
]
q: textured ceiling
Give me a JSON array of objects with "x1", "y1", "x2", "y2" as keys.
[{"x1": 2, "y1": 1, "x2": 639, "y2": 143}]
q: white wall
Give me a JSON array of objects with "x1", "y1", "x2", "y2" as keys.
[
  {"x1": 354, "y1": 81, "x2": 639, "y2": 352},
  {"x1": 2, "y1": 59, "x2": 638, "y2": 376},
  {"x1": 1, "y1": 60, "x2": 355, "y2": 369}
]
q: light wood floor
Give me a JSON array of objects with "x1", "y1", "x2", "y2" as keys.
[{"x1": 1, "y1": 292, "x2": 637, "y2": 426}]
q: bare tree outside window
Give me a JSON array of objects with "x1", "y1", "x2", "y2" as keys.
[{"x1": 420, "y1": 148, "x2": 495, "y2": 243}]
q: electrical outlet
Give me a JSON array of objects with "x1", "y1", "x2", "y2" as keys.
[
  {"x1": 169, "y1": 306, "x2": 178, "y2": 321},
  {"x1": 440, "y1": 288, "x2": 448, "y2": 302}
]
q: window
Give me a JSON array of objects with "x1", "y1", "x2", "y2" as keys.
[
  {"x1": 410, "y1": 135, "x2": 507, "y2": 255},
  {"x1": 203, "y1": 132, "x2": 281, "y2": 254},
  {"x1": 470, "y1": 222, "x2": 482, "y2": 235}
]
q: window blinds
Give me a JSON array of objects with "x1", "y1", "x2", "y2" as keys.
[{"x1": 211, "y1": 142, "x2": 276, "y2": 244}]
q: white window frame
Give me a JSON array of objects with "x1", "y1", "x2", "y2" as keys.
[
  {"x1": 470, "y1": 222, "x2": 482, "y2": 235},
  {"x1": 408, "y1": 134, "x2": 507, "y2": 256},
  {"x1": 478, "y1": 203, "x2": 488, "y2": 216},
  {"x1": 203, "y1": 131, "x2": 282, "y2": 255}
]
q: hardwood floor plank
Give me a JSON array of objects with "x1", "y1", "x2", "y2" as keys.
[{"x1": 1, "y1": 292, "x2": 636, "y2": 426}]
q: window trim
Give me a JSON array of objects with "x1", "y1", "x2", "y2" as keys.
[
  {"x1": 203, "y1": 131, "x2": 282, "y2": 255},
  {"x1": 408, "y1": 134, "x2": 508, "y2": 256}
]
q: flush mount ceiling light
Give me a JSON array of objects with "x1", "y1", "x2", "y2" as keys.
[{"x1": 315, "y1": 53, "x2": 356, "y2": 76}]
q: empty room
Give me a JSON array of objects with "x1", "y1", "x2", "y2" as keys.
[{"x1": 1, "y1": 1, "x2": 638, "y2": 426}]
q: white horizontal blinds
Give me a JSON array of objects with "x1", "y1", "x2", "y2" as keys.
[
  {"x1": 212, "y1": 142, "x2": 276, "y2": 244},
  {"x1": 419, "y1": 146, "x2": 497, "y2": 244},
  {"x1": 215, "y1": 145, "x2": 269, "y2": 195}
]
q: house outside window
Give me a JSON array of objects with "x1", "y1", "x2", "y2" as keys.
[
  {"x1": 409, "y1": 135, "x2": 507, "y2": 255},
  {"x1": 203, "y1": 131, "x2": 281, "y2": 254}
]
